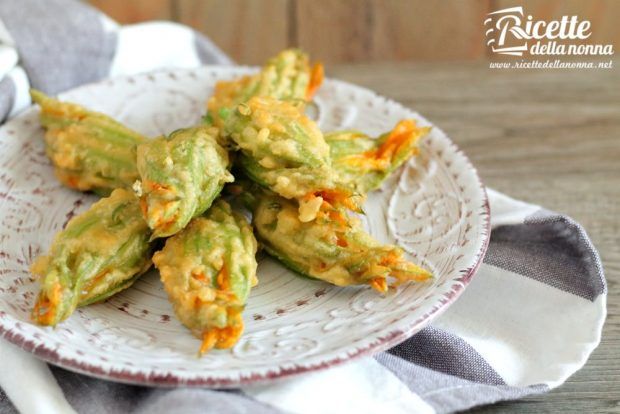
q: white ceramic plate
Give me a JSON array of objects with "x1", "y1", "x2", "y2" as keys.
[{"x1": 0, "y1": 67, "x2": 489, "y2": 387}]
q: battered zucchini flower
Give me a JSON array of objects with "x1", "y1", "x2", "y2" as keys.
[
  {"x1": 30, "y1": 90, "x2": 146, "y2": 195},
  {"x1": 206, "y1": 48, "x2": 323, "y2": 131},
  {"x1": 326, "y1": 120, "x2": 431, "y2": 193},
  {"x1": 31, "y1": 189, "x2": 153, "y2": 326},
  {"x1": 135, "y1": 126, "x2": 233, "y2": 239},
  {"x1": 223, "y1": 96, "x2": 357, "y2": 221},
  {"x1": 252, "y1": 189, "x2": 431, "y2": 293},
  {"x1": 153, "y1": 200, "x2": 258, "y2": 355}
]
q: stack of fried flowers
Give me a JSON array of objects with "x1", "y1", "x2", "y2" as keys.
[{"x1": 30, "y1": 49, "x2": 431, "y2": 354}]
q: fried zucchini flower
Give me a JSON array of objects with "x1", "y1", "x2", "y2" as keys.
[
  {"x1": 30, "y1": 90, "x2": 146, "y2": 195},
  {"x1": 135, "y1": 126, "x2": 233, "y2": 239},
  {"x1": 326, "y1": 120, "x2": 430, "y2": 193},
  {"x1": 223, "y1": 96, "x2": 357, "y2": 221},
  {"x1": 206, "y1": 48, "x2": 323, "y2": 131},
  {"x1": 252, "y1": 189, "x2": 431, "y2": 293},
  {"x1": 31, "y1": 189, "x2": 153, "y2": 326},
  {"x1": 153, "y1": 200, "x2": 258, "y2": 355}
]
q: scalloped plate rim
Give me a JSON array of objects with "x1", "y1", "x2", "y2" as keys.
[{"x1": 0, "y1": 65, "x2": 491, "y2": 388}]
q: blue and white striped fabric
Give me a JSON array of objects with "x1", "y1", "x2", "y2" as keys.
[
  {"x1": 0, "y1": 0, "x2": 231, "y2": 122},
  {"x1": 0, "y1": 1, "x2": 606, "y2": 413}
]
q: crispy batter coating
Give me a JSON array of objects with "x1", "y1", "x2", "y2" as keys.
[
  {"x1": 29, "y1": 47, "x2": 432, "y2": 348},
  {"x1": 224, "y1": 96, "x2": 357, "y2": 221},
  {"x1": 206, "y1": 49, "x2": 323, "y2": 132},
  {"x1": 252, "y1": 189, "x2": 431, "y2": 293},
  {"x1": 326, "y1": 120, "x2": 430, "y2": 193},
  {"x1": 31, "y1": 90, "x2": 146, "y2": 195},
  {"x1": 31, "y1": 189, "x2": 152, "y2": 326},
  {"x1": 135, "y1": 126, "x2": 233, "y2": 239},
  {"x1": 153, "y1": 200, "x2": 258, "y2": 354}
]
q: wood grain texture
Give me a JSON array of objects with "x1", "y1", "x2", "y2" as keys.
[
  {"x1": 88, "y1": 0, "x2": 173, "y2": 23},
  {"x1": 295, "y1": 0, "x2": 374, "y2": 63},
  {"x1": 328, "y1": 60, "x2": 620, "y2": 412},
  {"x1": 370, "y1": 0, "x2": 491, "y2": 61},
  {"x1": 175, "y1": 0, "x2": 290, "y2": 64},
  {"x1": 295, "y1": 0, "x2": 491, "y2": 63},
  {"x1": 88, "y1": 0, "x2": 620, "y2": 64}
]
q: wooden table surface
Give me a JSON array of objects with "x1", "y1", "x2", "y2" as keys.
[{"x1": 330, "y1": 60, "x2": 619, "y2": 412}]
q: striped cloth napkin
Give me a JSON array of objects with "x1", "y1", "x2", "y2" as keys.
[{"x1": 0, "y1": 1, "x2": 606, "y2": 413}]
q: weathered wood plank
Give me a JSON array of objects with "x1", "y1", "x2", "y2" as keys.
[
  {"x1": 370, "y1": 0, "x2": 491, "y2": 61},
  {"x1": 88, "y1": 0, "x2": 173, "y2": 23},
  {"x1": 295, "y1": 0, "x2": 373, "y2": 63},
  {"x1": 296, "y1": 0, "x2": 492, "y2": 63},
  {"x1": 175, "y1": 0, "x2": 290, "y2": 65},
  {"x1": 89, "y1": 0, "x2": 619, "y2": 64}
]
